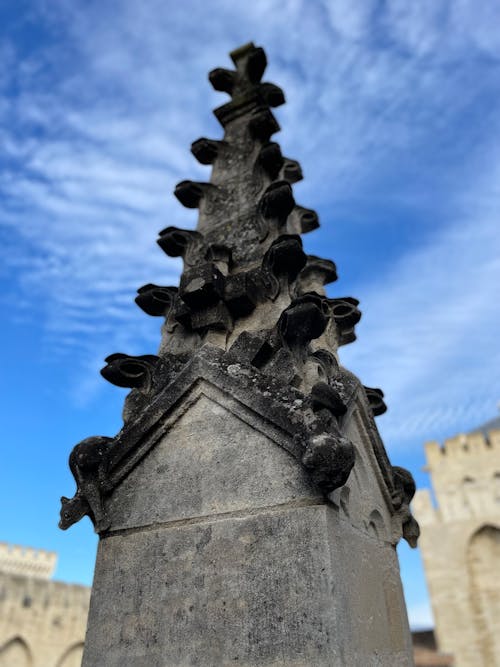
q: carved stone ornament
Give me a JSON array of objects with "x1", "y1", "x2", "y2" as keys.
[
  {"x1": 59, "y1": 436, "x2": 114, "y2": 532},
  {"x1": 329, "y1": 297, "x2": 362, "y2": 346},
  {"x1": 278, "y1": 293, "x2": 329, "y2": 346},
  {"x1": 157, "y1": 226, "x2": 204, "y2": 266},
  {"x1": 100, "y1": 353, "x2": 159, "y2": 391},
  {"x1": 364, "y1": 385, "x2": 388, "y2": 416},
  {"x1": 301, "y1": 432, "x2": 355, "y2": 494},
  {"x1": 392, "y1": 465, "x2": 420, "y2": 547},
  {"x1": 60, "y1": 41, "x2": 419, "y2": 552},
  {"x1": 191, "y1": 137, "x2": 222, "y2": 164},
  {"x1": 259, "y1": 180, "x2": 295, "y2": 221},
  {"x1": 135, "y1": 284, "x2": 178, "y2": 316}
]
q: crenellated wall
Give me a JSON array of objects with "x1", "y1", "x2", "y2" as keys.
[
  {"x1": 0, "y1": 545, "x2": 90, "y2": 667},
  {"x1": 413, "y1": 424, "x2": 500, "y2": 667},
  {"x1": 0, "y1": 543, "x2": 57, "y2": 580},
  {"x1": 414, "y1": 428, "x2": 500, "y2": 524}
]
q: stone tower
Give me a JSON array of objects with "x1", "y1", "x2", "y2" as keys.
[
  {"x1": 60, "y1": 43, "x2": 418, "y2": 667},
  {"x1": 413, "y1": 418, "x2": 500, "y2": 667},
  {"x1": 0, "y1": 543, "x2": 90, "y2": 667}
]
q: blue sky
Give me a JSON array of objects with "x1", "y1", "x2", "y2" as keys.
[{"x1": 1, "y1": 0, "x2": 500, "y2": 630}]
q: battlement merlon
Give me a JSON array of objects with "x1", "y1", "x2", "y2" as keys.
[
  {"x1": 424, "y1": 428, "x2": 500, "y2": 467},
  {"x1": 421, "y1": 427, "x2": 500, "y2": 520},
  {"x1": 0, "y1": 542, "x2": 57, "y2": 580}
]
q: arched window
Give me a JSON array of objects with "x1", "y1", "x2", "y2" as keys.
[
  {"x1": 56, "y1": 642, "x2": 85, "y2": 667},
  {"x1": 466, "y1": 525, "x2": 500, "y2": 665},
  {"x1": 0, "y1": 637, "x2": 32, "y2": 667}
]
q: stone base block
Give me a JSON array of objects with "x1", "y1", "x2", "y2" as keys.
[{"x1": 82, "y1": 503, "x2": 412, "y2": 667}]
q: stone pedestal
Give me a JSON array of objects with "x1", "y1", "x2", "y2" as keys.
[{"x1": 81, "y1": 380, "x2": 412, "y2": 666}]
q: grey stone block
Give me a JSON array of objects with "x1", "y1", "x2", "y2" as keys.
[{"x1": 84, "y1": 503, "x2": 412, "y2": 667}]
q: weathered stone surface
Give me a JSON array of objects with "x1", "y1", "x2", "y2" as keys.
[
  {"x1": 84, "y1": 505, "x2": 412, "y2": 667},
  {"x1": 81, "y1": 381, "x2": 412, "y2": 666},
  {"x1": 107, "y1": 391, "x2": 320, "y2": 531},
  {"x1": 62, "y1": 40, "x2": 417, "y2": 667}
]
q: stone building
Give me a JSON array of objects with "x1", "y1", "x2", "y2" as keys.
[
  {"x1": 413, "y1": 416, "x2": 500, "y2": 667},
  {"x1": 0, "y1": 542, "x2": 90, "y2": 667}
]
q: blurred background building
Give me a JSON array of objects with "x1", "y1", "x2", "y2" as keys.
[
  {"x1": 0, "y1": 543, "x2": 89, "y2": 667},
  {"x1": 413, "y1": 416, "x2": 500, "y2": 667}
]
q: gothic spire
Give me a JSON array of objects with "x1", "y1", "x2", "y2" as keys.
[{"x1": 60, "y1": 43, "x2": 418, "y2": 553}]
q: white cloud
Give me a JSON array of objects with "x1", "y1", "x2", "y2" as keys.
[
  {"x1": 384, "y1": 0, "x2": 449, "y2": 56},
  {"x1": 340, "y1": 149, "x2": 500, "y2": 447},
  {"x1": 450, "y1": 0, "x2": 500, "y2": 58},
  {"x1": 324, "y1": 0, "x2": 378, "y2": 40},
  {"x1": 2, "y1": 0, "x2": 500, "y2": 428}
]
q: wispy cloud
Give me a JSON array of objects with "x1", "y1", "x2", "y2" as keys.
[
  {"x1": 2, "y1": 0, "x2": 500, "y2": 434},
  {"x1": 341, "y1": 159, "x2": 500, "y2": 448}
]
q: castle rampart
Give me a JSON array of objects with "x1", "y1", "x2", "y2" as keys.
[
  {"x1": 413, "y1": 422, "x2": 500, "y2": 667},
  {"x1": 0, "y1": 544, "x2": 90, "y2": 667}
]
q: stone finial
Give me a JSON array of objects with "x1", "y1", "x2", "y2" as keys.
[
  {"x1": 61, "y1": 45, "x2": 418, "y2": 667},
  {"x1": 212, "y1": 42, "x2": 284, "y2": 129},
  {"x1": 60, "y1": 42, "x2": 417, "y2": 552}
]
